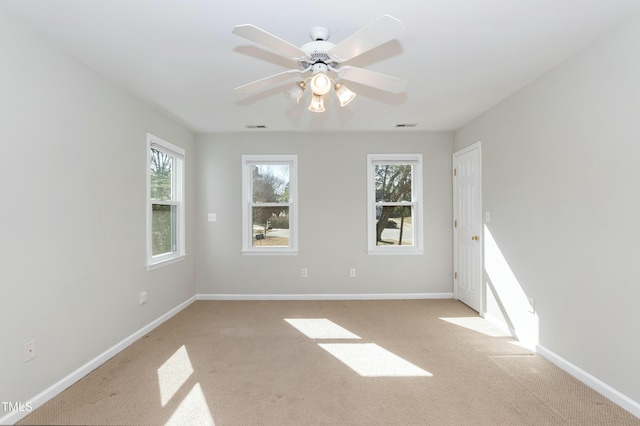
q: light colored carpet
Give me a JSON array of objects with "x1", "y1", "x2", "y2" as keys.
[{"x1": 19, "y1": 299, "x2": 640, "y2": 425}]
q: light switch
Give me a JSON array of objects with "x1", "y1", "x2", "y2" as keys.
[
  {"x1": 208, "y1": 213, "x2": 217, "y2": 222},
  {"x1": 485, "y1": 211, "x2": 491, "y2": 223}
]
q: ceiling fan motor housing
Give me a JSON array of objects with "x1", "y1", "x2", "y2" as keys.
[
  {"x1": 309, "y1": 26, "x2": 330, "y2": 41},
  {"x1": 311, "y1": 62, "x2": 329, "y2": 74},
  {"x1": 300, "y1": 40, "x2": 337, "y2": 71}
]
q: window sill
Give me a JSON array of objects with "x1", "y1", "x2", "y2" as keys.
[
  {"x1": 147, "y1": 254, "x2": 187, "y2": 271},
  {"x1": 367, "y1": 249, "x2": 424, "y2": 256},
  {"x1": 241, "y1": 250, "x2": 299, "y2": 256}
]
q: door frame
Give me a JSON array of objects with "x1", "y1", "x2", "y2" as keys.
[{"x1": 452, "y1": 141, "x2": 483, "y2": 314}]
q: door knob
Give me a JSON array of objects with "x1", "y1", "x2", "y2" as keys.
[{"x1": 471, "y1": 235, "x2": 479, "y2": 241}]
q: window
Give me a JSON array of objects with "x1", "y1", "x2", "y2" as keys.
[
  {"x1": 242, "y1": 155, "x2": 298, "y2": 254},
  {"x1": 147, "y1": 134, "x2": 185, "y2": 269},
  {"x1": 367, "y1": 154, "x2": 423, "y2": 254}
]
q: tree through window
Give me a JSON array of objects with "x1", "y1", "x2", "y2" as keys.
[
  {"x1": 242, "y1": 155, "x2": 298, "y2": 254},
  {"x1": 367, "y1": 154, "x2": 423, "y2": 254},
  {"x1": 147, "y1": 134, "x2": 185, "y2": 268},
  {"x1": 251, "y1": 164, "x2": 290, "y2": 247},
  {"x1": 375, "y1": 164, "x2": 413, "y2": 245},
  {"x1": 150, "y1": 148, "x2": 175, "y2": 255}
]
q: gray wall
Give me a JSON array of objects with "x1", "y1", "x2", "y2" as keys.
[
  {"x1": 195, "y1": 131, "x2": 453, "y2": 296},
  {"x1": 0, "y1": 13, "x2": 196, "y2": 409},
  {"x1": 454, "y1": 16, "x2": 640, "y2": 403}
]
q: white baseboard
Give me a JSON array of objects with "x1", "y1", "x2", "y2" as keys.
[
  {"x1": 1, "y1": 296, "x2": 196, "y2": 426},
  {"x1": 196, "y1": 293, "x2": 454, "y2": 301},
  {"x1": 536, "y1": 345, "x2": 640, "y2": 419}
]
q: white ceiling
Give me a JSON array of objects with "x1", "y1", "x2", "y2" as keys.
[{"x1": 1, "y1": 0, "x2": 640, "y2": 133}]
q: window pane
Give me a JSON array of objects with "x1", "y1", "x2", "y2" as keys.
[
  {"x1": 374, "y1": 164, "x2": 412, "y2": 202},
  {"x1": 152, "y1": 204, "x2": 176, "y2": 255},
  {"x1": 376, "y1": 205, "x2": 413, "y2": 246},
  {"x1": 252, "y1": 206, "x2": 289, "y2": 247},
  {"x1": 252, "y1": 165, "x2": 290, "y2": 203},
  {"x1": 151, "y1": 148, "x2": 173, "y2": 201}
]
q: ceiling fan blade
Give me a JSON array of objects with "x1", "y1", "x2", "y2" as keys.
[
  {"x1": 337, "y1": 66, "x2": 407, "y2": 94},
  {"x1": 329, "y1": 15, "x2": 404, "y2": 62},
  {"x1": 234, "y1": 69, "x2": 305, "y2": 94},
  {"x1": 232, "y1": 24, "x2": 309, "y2": 61}
]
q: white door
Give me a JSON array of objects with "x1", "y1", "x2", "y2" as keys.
[{"x1": 453, "y1": 143, "x2": 482, "y2": 312}]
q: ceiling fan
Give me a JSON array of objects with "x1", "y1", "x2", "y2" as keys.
[{"x1": 231, "y1": 15, "x2": 407, "y2": 112}]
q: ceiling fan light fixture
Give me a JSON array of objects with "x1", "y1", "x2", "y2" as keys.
[
  {"x1": 308, "y1": 93, "x2": 325, "y2": 113},
  {"x1": 310, "y1": 72, "x2": 331, "y2": 96},
  {"x1": 233, "y1": 15, "x2": 407, "y2": 115},
  {"x1": 285, "y1": 81, "x2": 306, "y2": 103},
  {"x1": 334, "y1": 82, "x2": 356, "y2": 107}
]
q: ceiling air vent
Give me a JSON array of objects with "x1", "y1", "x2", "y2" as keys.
[
  {"x1": 245, "y1": 125, "x2": 267, "y2": 129},
  {"x1": 395, "y1": 123, "x2": 417, "y2": 128}
]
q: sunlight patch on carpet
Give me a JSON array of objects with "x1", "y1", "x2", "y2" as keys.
[
  {"x1": 509, "y1": 339, "x2": 537, "y2": 352},
  {"x1": 285, "y1": 318, "x2": 361, "y2": 340},
  {"x1": 318, "y1": 343, "x2": 433, "y2": 377},
  {"x1": 439, "y1": 317, "x2": 511, "y2": 337},
  {"x1": 165, "y1": 383, "x2": 215, "y2": 426},
  {"x1": 157, "y1": 345, "x2": 194, "y2": 406}
]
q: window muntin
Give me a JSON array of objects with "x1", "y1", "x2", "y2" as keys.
[
  {"x1": 147, "y1": 134, "x2": 185, "y2": 268},
  {"x1": 367, "y1": 154, "x2": 423, "y2": 254},
  {"x1": 242, "y1": 156, "x2": 297, "y2": 254}
]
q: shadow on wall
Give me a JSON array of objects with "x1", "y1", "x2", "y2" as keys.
[{"x1": 483, "y1": 224, "x2": 539, "y2": 346}]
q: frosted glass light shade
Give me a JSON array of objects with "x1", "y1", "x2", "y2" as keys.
[
  {"x1": 310, "y1": 73, "x2": 331, "y2": 95},
  {"x1": 308, "y1": 93, "x2": 325, "y2": 112},
  {"x1": 334, "y1": 82, "x2": 356, "y2": 107},
  {"x1": 285, "y1": 81, "x2": 306, "y2": 103}
]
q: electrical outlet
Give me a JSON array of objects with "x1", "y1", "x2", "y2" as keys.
[
  {"x1": 349, "y1": 268, "x2": 356, "y2": 278},
  {"x1": 301, "y1": 268, "x2": 308, "y2": 278},
  {"x1": 24, "y1": 340, "x2": 37, "y2": 362},
  {"x1": 208, "y1": 213, "x2": 217, "y2": 222},
  {"x1": 140, "y1": 291, "x2": 148, "y2": 305}
]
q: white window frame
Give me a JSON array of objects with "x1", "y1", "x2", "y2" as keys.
[
  {"x1": 242, "y1": 155, "x2": 298, "y2": 255},
  {"x1": 367, "y1": 153, "x2": 424, "y2": 255},
  {"x1": 146, "y1": 133, "x2": 186, "y2": 270}
]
